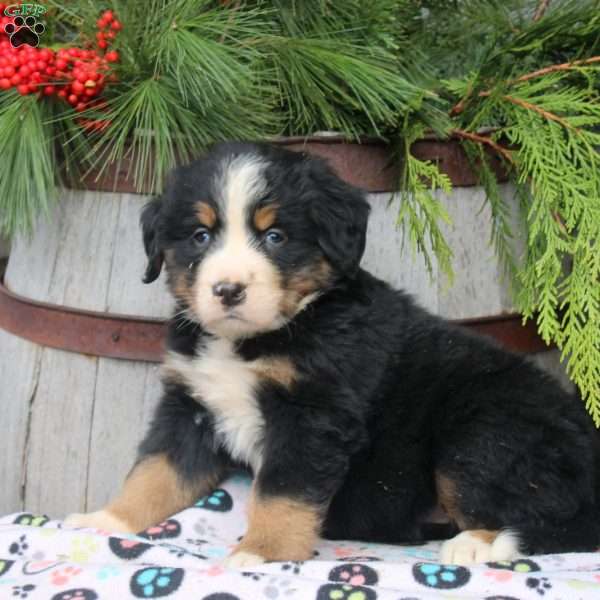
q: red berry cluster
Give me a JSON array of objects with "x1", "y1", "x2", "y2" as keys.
[
  {"x1": 0, "y1": 6, "x2": 119, "y2": 116},
  {"x1": 96, "y1": 8, "x2": 121, "y2": 57}
]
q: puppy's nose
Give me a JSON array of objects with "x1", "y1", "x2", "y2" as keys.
[{"x1": 212, "y1": 281, "x2": 247, "y2": 307}]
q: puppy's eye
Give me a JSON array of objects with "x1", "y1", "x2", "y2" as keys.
[
  {"x1": 192, "y1": 227, "x2": 211, "y2": 247},
  {"x1": 264, "y1": 228, "x2": 286, "y2": 246}
]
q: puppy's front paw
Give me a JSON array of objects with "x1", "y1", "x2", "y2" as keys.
[
  {"x1": 223, "y1": 550, "x2": 266, "y2": 569},
  {"x1": 63, "y1": 510, "x2": 134, "y2": 533},
  {"x1": 440, "y1": 530, "x2": 520, "y2": 565}
]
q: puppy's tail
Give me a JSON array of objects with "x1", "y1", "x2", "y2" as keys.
[
  {"x1": 515, "y1": 429, "x2": 600, "y2": 555},
  {"x1": 514, "y1": 509, "x2": 599, "y2": 555}
]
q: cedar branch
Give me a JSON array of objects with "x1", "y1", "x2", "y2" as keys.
[
  {"x1": 515, "y1": 56, "x2": 600, "y2": 83},
  {"x1": 449, "y1": 56, "x2": 600, "y2": 116},
  {"x1": 452, "y1": 129, "x2": 514, "y2": 164},
  {"x1": 497, "y1": 94, "x2": 576, "y2": 131}
]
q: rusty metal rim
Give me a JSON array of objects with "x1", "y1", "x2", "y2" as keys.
[
  {"x1": 0, "y1": 278, "x2": 166, "y2": 363},
  {"x1": 69, "y1": 134, "x2": 508, "y2": 195},
  {"x1": 0, "y1": 277, "x2": 550, "y2": 363}
]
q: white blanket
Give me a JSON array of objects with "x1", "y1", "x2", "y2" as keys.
[{"x1": 1, "y1": 474, "x2": 599, "y2": 599}]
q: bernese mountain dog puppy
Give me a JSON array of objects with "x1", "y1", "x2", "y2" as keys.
[{"x1": 66, "y1": 142, "x2": 599, "y2": 567}]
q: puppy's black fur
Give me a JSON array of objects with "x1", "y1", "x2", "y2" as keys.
[{"x1": 139, "y1": 142, "x2": 599, "y2": 555}]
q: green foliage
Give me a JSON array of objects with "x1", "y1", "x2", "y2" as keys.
[
  {"x1": 397, "y1": 124, "x2": 453, "y2": 282},
  {"x1": 0, "y1": 93, "x2": 57, "y2": 237},
  {"x1": 1, "y1": 0, "x2": 600, "y2": 423},
  {"x1": 442, "y1": 12, "x2": 600, "y2": 424}
]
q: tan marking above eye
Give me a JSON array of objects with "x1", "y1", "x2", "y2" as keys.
[
  {"x1": 253, "y1": 204, "x2": 279, "y2": 231},
  {"x1": 196, "y1": 201, "x2": 217, "y2": 228}
]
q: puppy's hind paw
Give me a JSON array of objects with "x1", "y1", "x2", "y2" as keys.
[
  {"x1": 63, "y1": 510, "x2": 134, "y2": 533},
  {"x1": 440, "y1": 530, "x2": 520, "y2": 566},
  {"x1": 223, "y1": 550, "x2": 266, "y2": 569}
]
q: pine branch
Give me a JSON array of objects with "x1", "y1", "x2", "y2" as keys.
[{"x1": 533, "y1": 0, "x2": 551, "y2": 22}]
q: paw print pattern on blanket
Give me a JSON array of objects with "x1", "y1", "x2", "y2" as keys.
[
  {"x1": 108, "y1": 537, "x2": 154, "y2": 560},
  {"x1": 195, "y1": 489, "x2": 233, "y2": 512},
  {"x1": 526, "y1": 576, "x2": 552, "y2": 596},
  {"x1": 50, "y1": 589, "x2": 98, "y2": 600},
  {"x1": 13, "y1": 514, "x2": 49, "y2": 527},
  {"x1": 9, "y1": 535, "x2": 29, "y2": 557},
  {"x1": 11, "y1": 584, "x2": 35, "y2": 599},
  {"x1": 0, "y1": 559, "x2": 15, "y2": 577},
  {"x1": 412, "y1": 562, "x2": 471, "y2": 589},
  {"x1": 315, "y1": 583, "x2": 377, "y2": 600},
  {"x1": 329, "y1": 564, "x2": 379, "y2": 587},
  {"x1": 130, "y1": 567, "x2": 184, "y2": 598},
  {"x1": 140, "y1": 519, "x2": 181, "y2": 541},
  {"x1": 70, "y1": 536, "x2": 100, "y2": 562},
  {"x1": 51, "y1": 566, "x2": 83, "y2": 586},
  {"x1": 487, "y1": 559, "x2": 541, "y2": 573},
  {"x1": 263, "y1": 576, "x2": 296, "y2": 599}
]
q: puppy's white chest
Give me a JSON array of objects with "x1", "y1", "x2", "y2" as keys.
[{"x1": 164, "y1": 339, "x2": 264, "y2": 470}]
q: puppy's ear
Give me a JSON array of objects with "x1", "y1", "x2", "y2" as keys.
[
  {"x1": 140, "y1": 196, "x2": 164, "y2": 284},
  {"x1": 309, "y1": 168, "x2": 370, "y2": 278}
]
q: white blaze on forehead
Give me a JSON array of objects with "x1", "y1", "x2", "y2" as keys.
[
  {"x1": 218, "y1": 155, "x2": 267, "y2": 253},
  {"x1": 193, "y1": 153, "x2": 285, "y2": 338}
]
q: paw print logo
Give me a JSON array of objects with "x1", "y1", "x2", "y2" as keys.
[
  {"x1": 526, "y1": 576, "x2": 552, "y2": 596},
  {"x1": 11, "y1": 584, "x2": 35, "y2": 599},
  {"x1": 4, "y1": 16, "x2": 45, "y2": 48}
]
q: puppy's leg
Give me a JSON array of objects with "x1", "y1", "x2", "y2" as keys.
[
  {"x1": 65, "y1": 453, "x2": 218, "y2": 533},
  {"x1": 224, "y1": 484, "x2": 322, "y2": 568},
  {"x1": 65, "y1": 386, "x2": 230, "y2": 533}
]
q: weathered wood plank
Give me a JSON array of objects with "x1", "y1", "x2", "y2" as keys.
[
  {"x1": 86, "y1": 360, "x2": 162, "y2": 510},
  {"x1": 23, "y1": 348, "x2": 97, "y2": 517},
  {"x1": 85, "y1": 193, "x2": 171, "y2": 510},
  {"x1": 103, "y1": 193, "x2": 172, "y2": 319},
  {"x1": 45, "y1": 190, "x2": 121, "y2": 310},
  {"x1": 362, "y1": 192, "x2": 439, "y2": 313},
  {"x1": 436, "y1": 185, "x2": 516, "y2": 319},
  {"x1": 0, "y1": 331, "x2": 42, "y2": 513}
]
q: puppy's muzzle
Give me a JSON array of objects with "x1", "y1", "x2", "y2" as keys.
[{"x1": 212, "y1": 281, "x2": 247, "y2": 307}]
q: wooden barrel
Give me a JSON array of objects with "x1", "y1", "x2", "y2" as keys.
[{"x1": 0, "y1": 139, "x2": 569, "y2": 517}]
